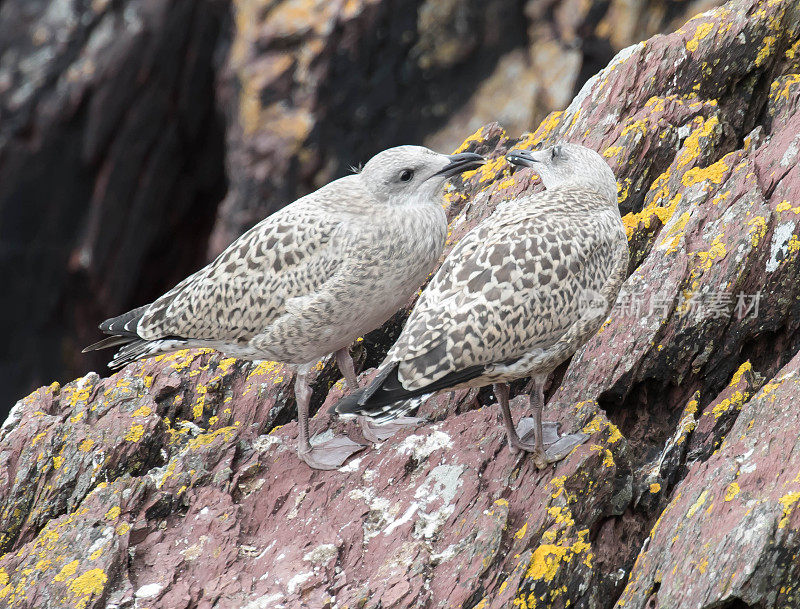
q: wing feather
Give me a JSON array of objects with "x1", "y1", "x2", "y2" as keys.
[
  {"x1": 135, "y1": 205, "x2": 347, "y2": 342},
  {"x1": 389, "y1": 188, "x2": 626, "y2": 389}
]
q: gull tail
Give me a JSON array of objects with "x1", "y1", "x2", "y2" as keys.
[
  {"x1": 107, "y1": 338, "x2": 189, "y2": 369},
  {"x1": 82, "y1": 335, "x2": 136, "y2": 352},
  {"x1": 83, "y1": 305, "x2": 188, "y2": 369},
  {"x1": 331, "y1": 362, "x2": 485, "y2": 423}
]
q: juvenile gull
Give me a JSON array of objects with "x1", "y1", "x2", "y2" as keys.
[
  {"x1": 84, "y1": 145, "x2": 484, "y2": 470},
  {"x1": 334, "y1": 143, "x2": 629, "y2": 468}
]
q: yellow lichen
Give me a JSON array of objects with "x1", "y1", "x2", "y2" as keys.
[
  {"x1": 524, "y1": 537, "x2": 591, "y2": 583},
  {"x1": 607, "y1": 423, "x2": 623, "y2": 444},
  {"x1": 69, "y1": 568, "x2": 107, "y2": 608},
  {"x1": 474, "y1": 156, "x2": 510, "y2": 184},
  {"x1": 695, "y1": 235, "x2": 727, "y2": 270},
  {"x1": 686, "y1": 22, "x2": 714, "y2": 53},
  {"x1": 453, "y1": 125, "x2": 487, "y2": 153},
  {"x1": 590, "y1": 444, "x2": 615, "y2": 467},
  {"x1": 188, "y1": 426, "x2": 238, "y2": 450},
  {"x1": 687, "y1": 490, "x2": 709, "y2": 517},
  {"x1": 78, "y1": 438, "x2": 95, "y2": 452},
  {"x1": 622, "y1": 191, "x2": 682, "y2": 240},
  {"x1": 747, "y1": 216, "x2": 768, "y2": 247},
  {"x1": 621, "y1": 118, "x2": 648, "y2": 139},
  {"x1": 730, "y1": 361, "x2": 752, "y2": 386},
  {"x1": 104, "y1": 506, "x2": 121, "y2": 521},
  {"x1": 516, "y1": 112, "x2": 563, "y2": 151},
  {"x1": 681, "y1": 157, "x2": 729, "y2": 187},
  {"x1": 724, "y1": 482, "x2": 740, "y2": 501},
  {"x1": 123, "y1": 424, "x2": 145, "y2": 443},
  {"x1": 675, "y1": 116, "x2": 719, "y2": 170},
  {"x1": 778, "y1": 492, "x2": 800, "y2": 529},
  {"x1": 711, "y1": 391, "x2": 745, "y2": 419},
  {"x1": 132, "y1": 405, "x2": 152, "y2": 417},
  {"x1": 650, "y1": 483, "x2": 661, "y2": 494},
  {"x1": 755, "y1": 35, "x2": 776, "y2": 67},
  {"x1": 53, "y1": 560, "x2": 79, "y2": 582}
]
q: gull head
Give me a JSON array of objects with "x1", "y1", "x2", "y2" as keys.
[
  {"x1": 506, "y1": 143, "x2": 618, "y2": 205},
  {"x1": 360, "y1": 145, "x2": 484, "y2": 205}
]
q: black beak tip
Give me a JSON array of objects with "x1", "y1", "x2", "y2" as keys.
[
  {"x1": 437, "y1": 152, "x2": 486, "y2": 177},
  {"x1": 505, "y1": 149, "x2": 536, "y2": 167}
]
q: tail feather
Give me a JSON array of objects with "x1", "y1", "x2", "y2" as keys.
[
  {"x1": 84, "y1": 304, "x2": 189, "y2": 369},
  {"x1": 108, "y1": 338, "x2": 188, "y2": 369},
  {"x1": 98, "y1": 305, "x2": 149, "y2": 337},
  {"x1": 332, "y1": 362, "x2": 487, "y2": 422},
  {"x1": 82, "y1": 335, "x2": 136, "y2": 353}
]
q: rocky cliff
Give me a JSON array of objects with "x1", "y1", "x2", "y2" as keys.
[
  {"x1": 0, "y1": 0, "x2": 722, "y2": 415},
  {"x1": 2, "y1": 0, "x2": 800, "y2": 607}
]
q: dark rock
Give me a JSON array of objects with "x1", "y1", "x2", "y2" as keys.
[{"x1": 0, "y1": 0, "x2": 229, "y2": 416}]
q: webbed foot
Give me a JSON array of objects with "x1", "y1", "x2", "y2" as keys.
[
  {"x1": 298, "y1": 436, "x2": 366, "y2": 470},
  {"x1": 513, "y1": 418, "x2": 589, "y2": 469},
  {"x1": 360, "y1": 416, "x2": 425, "y2": 443}
]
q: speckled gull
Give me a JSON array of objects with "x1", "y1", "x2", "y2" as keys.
[
  {"x1": 84, "y1": 145, "x2": 484, "y2": 470},
  {"x1": 334, "y1": 143, "x2": 629, "y2": 469}
]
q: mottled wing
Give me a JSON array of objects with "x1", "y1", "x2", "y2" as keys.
[
  {"x1": 390, "y1": 190, "x2": 624, "y2": 389},
  {"x1": 135, "y1": 203, "x2": 348, "y2": 342}
]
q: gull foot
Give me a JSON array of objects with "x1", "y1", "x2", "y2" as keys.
[
  {"x1": 361, "y1": 416, "x2": 426, "y2": 443},
  {"x1": 516, "y1": 419, "x2": 561, "y2": 446},
  {"x1": 506, "y1": 435, "x2": 549, "y2": 469},
  {"x1": 298, "y1": 436, "x2": 366, "y2": 470},
  {"x1": 544, "y1": 432, "x2": 590, "y2": 463},
  {"x1": 510, "y1": 420, "x2": 590, "y2": 469}
]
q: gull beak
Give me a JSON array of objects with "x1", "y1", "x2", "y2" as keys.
[
  {"x1": 433, "y1": 152, "x2": 485, "y2": 178},
  {"x1": 506, "y1": 149, "x2": 543, "y2": 167}
]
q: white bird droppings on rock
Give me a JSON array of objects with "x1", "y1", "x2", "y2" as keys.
[{"x1": 396, "y1": 430, "x2": 453, "y2": 461}]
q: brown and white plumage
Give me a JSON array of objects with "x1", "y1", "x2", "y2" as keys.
[
  {"x1": 85, "y1": 145, "x2": 484, "y2": 469},
  {"x1": 334, "y1": 143, "x2": 629, "y2": 468}
]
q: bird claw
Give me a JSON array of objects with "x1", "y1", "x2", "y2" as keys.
[
  {"x1": 299, "y1": 436, "x2": 366, "y2": 470},
  {"x1": 360, "y1": 416, "x2": 425, "y2": 443},
  {"x1": 507, "y1": 437, "x2": 548, "y2": 469},
  {"x1": 508, "y1": 423, "x2": 590, "y2": 470}
]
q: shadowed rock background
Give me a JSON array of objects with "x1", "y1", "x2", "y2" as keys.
[
  {"x1": 4, "y1": 0, "x2": 800, "y2": 608},
  {"x1": 0, "y1": 0, "x2": 722, "y2": 415}
]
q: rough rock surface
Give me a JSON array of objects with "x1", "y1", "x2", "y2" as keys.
[{"x1": 3, "y1": 0, "x2": 800, "y2": 608}]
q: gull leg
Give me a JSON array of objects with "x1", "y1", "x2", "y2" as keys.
[
  {"x1": 518, "y1": 376, "x2": 589, "y2": 467},
  {"x1": 334, "y1": 347, "x2": 423, "y2": 443},
  {"x1": 334, "y1": 347, "x2": 359, "y2": 391},
  {"x1": 494, "y1": 382, "x2": 547, "y2": 468},
  {"x1": 296, "y1": 362, "x2": 364, "y2": 470}
]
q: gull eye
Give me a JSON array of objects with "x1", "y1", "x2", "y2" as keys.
[
  {"x1": 399, "y1": 169, "x2": 414, "y2": 182},
  {"x1": 551, "y1": 145, "x2": 562, "y2": 160}
]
